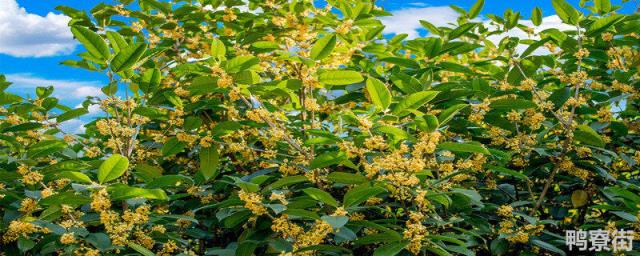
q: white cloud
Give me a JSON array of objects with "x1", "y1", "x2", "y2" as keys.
[
  {"x1": 58, "y1": 118, "x2": 86, "y2": 134},
  {"x1": 381, "y1": 6, "x2": 460, "y2": 39},
  {"x1": 408, "y1": 3, "x2": 428, "y2": 7},
  {"x1": 0, "y1": 0, "x2": 77, "y2": 57},
  {"x1": 5, "y1": 73, "x2": 104, "y2": 100},
  {"x1": 485, "y1": 15, "x2": 575, "y2": 56},
  {"x1": 381, "y1": 5, "x2": 576, "y2": 56},
  {"x1": 75, "y1": 103, "x2": 103, "y2": 116}
]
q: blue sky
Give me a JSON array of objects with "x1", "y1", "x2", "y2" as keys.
[{"x1": 0, "y1": 0, "x2": 636, "y2": 132}]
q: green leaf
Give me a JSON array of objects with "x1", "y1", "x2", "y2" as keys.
[
  {"x1": 212, "y1": 121, "x2": 242, "y2": 137},
  {"x1": 226, "y1": 56, "x2": 259, "y2": 73},
  {"x1": 437, "y1": 104, "x2": 467, "y2": 126},
  {"x1": 366, "y1": 77, "x2": 392, "y2": 111},
  {"x1": 437, "y1": 142, "x2": 490, "y2": 154},
  {"x1": 343, "y1": 185, "x2": 385, "y2": 208},
  {"x1": 57, "y1": 108, "x2": 88, "y2": 123},
  {"x1": 200, "y1": 145, "x2": 220, "y2": 180},
  {"x1": 419, "y1": 20, "x2": 442, "y2": 36},
  {"x1": 266, "y1": 175, "x2": 308, "y2": 190},
  {"x1": 375, "y1": 126, "x2": 412, "y2": 142},
  {"x1": 490, "y1": 98, "x2": 537, "y2": 110},
  {"x1": 18, "y1": 237, "x2": 35, "y2": 253},
  {"x1": 416, "y1": 115, "x2": 440, "y2": 132},
  {"x1": 310, "y1": 33, "x2": 337, "y2": 60},
  {"x1": 594, "y1": 0, "x2": 612, "y2": 14},
  {"x1": 27, "y1": 140, "x2": 66, "y2": 159},
  {"x1": 318, "y1": 70, "x2": 364, "y2": 86},
  {"x1": 57, "y1": 171, "x2": 93, "y2": 183},
  {"x1": 97, "y1": 154, "x2": 129, "y2": 184},
  {"x1": 587, "y1": 14, "x2": 624, "y2": 36},
  {"x1": 140, "y1": 68, "x2": 161, "y2": 93},
  {"x1": 211, "y1": 37, "x2": 226, "y2": 60},
  {"x1": 611, "y1": 211, "x2": 639, "y2": 222},
  {"x1": 3, "y1": 122, "x2": 43, "y2": 133},
  {"x1": 39, "y1": 205, "x2": 62, "y2": 221},
  {"x1": 128, "y1": 243, "x2": 156, "y2": 256},
  {"x1": 571, "y1": 190, "x2": 589, "y2": 208},
  {"x1": 111, "y1": 42, "x2": 147, "y2": 72},
  {"x1": 236, "y1": 241, "x2": 259, "y2": 256},
  {"x1": 530, "y1": 239, "x2": 566, "y2": 256},
  {"x1": 106, "y1": 31, "x2": 128, "y2": 53},
  {"x1": 468, "y1": 0, "x2": 484, "y2": 19},
  {"x1": 327, "y1": 172, "x2": 367, "y2": 184},
  {"x1": 108, "y1": 184, "x2": 168, "y2": 200},
  {"x1": 134, "y1": 163, "x2": 163, "y2": 181},
  {"x1": 487, "y1": 165, "x2": 528, "y2": 180},
  {"x1": 380, "y1": 57, "x2": 420, "y2": 69},
  {"x1": 321, "y1": 215, "x2": 349, "y2": 229},
  {"x1": 552, "y1": 0, "x2": 580, "y2": 25},
  {"x1": 309, "y1": 151, "x2": 348, "y2": 169},
  {"x1": 532, "y1": 7, "x2": 543, "y2": 26},
  {"x1": 574, "y1": 124, "x2": 605, "y2": 147},
  {"x1": 355, "y1": 231, "x2": 402, "y2": 245},
  {"x1": 303, "y1": 188, "x2": 339, "y2": 207},
  {"x1": 40, "y1": 192, "x2": 91, "y2": 206},
  {"x1": 146, "y1": 175, "x2": 193, "y2": 188},
  {"x1": 162, "y1": 137, "x2": 186, "y2": 156},
  {"x1": 448, "y1": 23, "x2": 477, "y2": 41},
  {"x1": 392, "y1": 91, "x2": 439, "y2": 116},
  {"x1": 373, "y1": 241, "x2": 409, "y2": 256},
  {"x1": 70, "y1": 26, "x2": 110, "y2": 61}
]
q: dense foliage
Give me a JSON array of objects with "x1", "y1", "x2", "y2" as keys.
[{"x1": 1, "y1": 0, "x2": 640, "y2": 255}]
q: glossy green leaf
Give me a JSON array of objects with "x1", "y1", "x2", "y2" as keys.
[
  {"x1": 97, "y1": 154, "x2": 129, "y2": 183},
  {"x1": 200, "y1": 145, "x2": 220, "y2": 180},
  {"x1": 366, "y1": 77, "x2": 392, "y2": 111},
  {"x1": 437, "y1": 104, "x2": 467, "y2": 126},
  {"x1": 373, "y1": 241, "x2": 409, "y2": 256},
  {"x1": 211, "y1": 37, "x2": 226, "y2": 60},
  {"x1": 594, "y1": 0, "x2": 612, "y2": 14},
  {"x1": 343, "y1": 185, "x2": 385, "y2": 208},
  {"x1": 128, "y1": 243, "x2": 155, "y2": 256},
  {"x1": 490, "y1": 98, "x2": 537, "y2": 110},
  {"x1": 303, "y1": 188, "x2": 339, "y2": 207},
  {"x1": 108, "y1": 184, "x2": 168, "y2": 200},
  {"x1": 532, "y1": 7, "x2": 542, "y2": 26},
  {"x1": 327, "y1": 172, "x2": 367, "y2": 184},
  {"x1": 162, "y1": 137, "x2": 186, "y2": 156},
  {"x1": 226, "y1": 56, "x2": 259, "y2": 73},
  {"x1": 587, "y1": 14, "x2": 624, "y2": 36},
  {"x1": 70, "y1": 26, "x2": 110, "y2": 61},
  {"x1": 318, "y1": 70, "x2": 364, "y2": 85},
  {"x1": 552, "y1": 0, "x2": 580, "y2": 25},
  {"x1": 111, "y1": 42, "x2": 147, "y2": 72},
  {"x1": 58, "y1": 171, "x2": 93, "y2": 183},
  {"x1": 140, "y1": 68, "x2": 161, "y2": 93},
  {"x1": 309, "y1": 151, "x2": 348, "y2": 169},
  {"x1": 310, "y1": 33, "x2": 337, "y2": 60},
  {"x1": 56, "y1": 108, "x2": 88, "y2": 123},
  {"x1": 437, "y1": 142, "x2": 490, "y2": 155},
  {"x1": 468, "y1": 0, "x2": 484, "y2": 19},
  {"x1": 392, "y1": 91, "x2": 439, "y2": 116},
  {"x1": 574, "y1": 124, "x2": 605, "y2": 147}
]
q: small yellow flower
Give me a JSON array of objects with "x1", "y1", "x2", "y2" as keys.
[{"x1": 60, "y1": 232, "x2": 76, "y2": 244}]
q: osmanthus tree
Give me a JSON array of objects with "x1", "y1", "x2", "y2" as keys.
[{"x1": 0, "y1": 0, "x2": 639, "y2": 255}]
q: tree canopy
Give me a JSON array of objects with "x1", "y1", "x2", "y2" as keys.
[{"x1": 0, "y1": 0, "x2": 639, "y2": 255}]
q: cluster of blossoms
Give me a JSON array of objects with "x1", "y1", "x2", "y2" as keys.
[{"x1": 0, "y1": 0, "x2": 639, "y2": 255}]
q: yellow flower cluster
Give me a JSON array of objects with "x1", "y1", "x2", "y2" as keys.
[
  {"x1": 403, "y1": 212, "x2": 427, "y2": 254},
  {"x1": 3, "y1": 220, "x2": 42, "y2": 242},
  {"x1": 238, "y1": 190, "x2": 268, "y2": 216}
]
